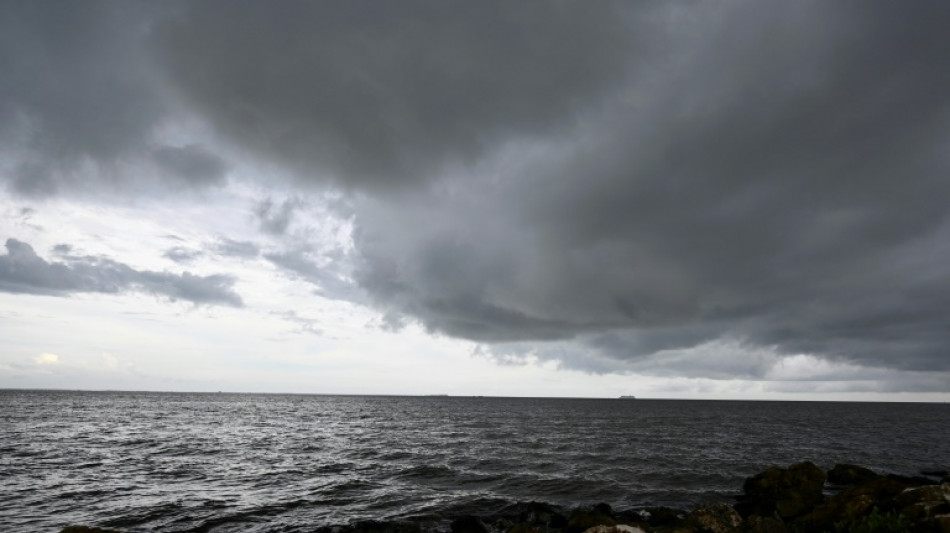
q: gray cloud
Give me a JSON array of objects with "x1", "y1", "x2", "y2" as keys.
[
  {"x1": 212, "y1": 238, "x2": 260, "y2": 259},
  {"x1": 275, "y1": 310, "x2": 323, "y2": 336},
  {"x1": 151, "y1": 144, "x2": 228, "y2": 186},
  {"x1": 264, "y1": 247, "x2": 362, "y2": 303},
  {"x1": 254, "y1": 198, "x2": 299, "y2": 236},
  {"x1": 164, "y1": 246, "x2": 202, "y2": 263},
  {"x1": 0, "y1": 238, "x2": 242, "y2": 306}
]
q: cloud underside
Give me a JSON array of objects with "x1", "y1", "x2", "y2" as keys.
[
  {"x1": 2, "y1": 1, "x2": 950, "y2": 377},
  {"x1": 0, "y1": 239, "x2": 242, "y2": 306}
]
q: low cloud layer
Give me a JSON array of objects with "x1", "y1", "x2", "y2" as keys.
[
  {"x1": 0, "y1": 238, "x2": 242, "y2": 306},
  {"x1": 2, "y1": 1, "x2": 949, "y2": 385}
]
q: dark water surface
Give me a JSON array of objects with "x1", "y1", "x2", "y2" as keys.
[{"x1": 2, "y1": 391, "x2": 949, "y2": 532}]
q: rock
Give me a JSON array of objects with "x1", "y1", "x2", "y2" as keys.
[
  {"x1": 886, "y1": 473, "x2": 936, "y2": 487},
  {"x1": 895, "y1": 484, "x2": 949, "y2": 508},
  {"x1": 498, "y1": 501, "x2": 569, "y2": 530},
  {"x1": 615, "y1": 506, "x2": 686, "y2": 529},
  {"x1": 612, "y1": 509, "x2": 651, "y2": 530},
  {"x1": 567, "y1": 507, "x2": 616, "y2": 533},
  {"x1": 640, "y1": 506, "x2": 685, "y2": 528},
  {"x1": 451, "y1": 516, "x2": 489, "y2": 533},
  {"x1": 508, "y1": 523, "x2": 541, "y2": 533},
  {"x1": 581, "y1": 525, "x2": 646, "y2": 533},
  {"x1": 60, "y1": 527, "x2": 122, "y2": 533},
  {"x1": 935, "y1": 514, "x2": 950, "y2": 533},
  {"x1": 684, "y1": 503, "x2": 743, "y2": 533},
  {"x1": 923, "y1": 469, "x2": 950, "y2": 479},
  {"x1": 792, "y1": 475, "x2": 928, "y2": 531},
  {"x1": 735, "y1": 462, "x2": 825, "y2": 519},
  {"x1": 743, "y1": 515, "x2": 786, "y2": 533},
  {"x1": 897, "y1": 484, "x2": 950, "y2": 522},
  {"x1": 337, "y1": 520, "x2": 422, "y2": 533},
  {"x1": 827, "y1": 463, "x2": 879, "y2": 486}
]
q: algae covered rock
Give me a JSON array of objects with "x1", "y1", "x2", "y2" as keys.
[{"x1": 683, "y1": 502, "x2": 743, "y2": 533}]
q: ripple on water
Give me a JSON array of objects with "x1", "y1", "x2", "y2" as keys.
[{"x1": 2, "y1": 392, "x2": 949, "y2": 532}]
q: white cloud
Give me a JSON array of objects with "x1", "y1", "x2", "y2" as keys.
[{"x1": 34, "y1": 352, "x2": 59, "y2": 365}]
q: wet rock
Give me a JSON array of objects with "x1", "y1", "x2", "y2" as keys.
[
  {"x1": 684, "y1": 503, "x2": 743, "y2": 533},
  {"x1": 886, "y1": 473, "x2": 936, "y2": 487},
  {"x1": 567, "y1": 506, "x2": 616, "y2": 533},
  {"x1": 935, "y1": 514, "x2": 950, "y2": 533},
  {"x1": 60, "y1": 527, "x2": 122, "y2": 533},
  {"x1": 640, "y1": 506, "x2": 685, "y2": 528},
  {"x1": 735, "y1": 462, "x2": 825, "y2": 519},
  {"x1": 827, "y1": 463, "x2": 879, "y2": 486},
  {"x1": 895, "y1": 484, "x2": 949, "y2": 508},
  {"x1": 498, "y1": 501, "x2": 569, "y2": 530},
  {"x1": 451, "y1": 516, "x2": 489, "y2": 533},
  {"x1": 922, "y1": 469, "x2": 950, "y2": 479},
  {"x1": 792, "y1": 475, "x2": 915, "y2": 531},
  {"x1": 331, "y1": 520, "x2": 422, "y2": 533},
  {"x1": 897, "y1": 484, "x2": 950, "y2": 522},
  {"x1": 508, "y1": 523, "x2": 542, "y2": 533}
]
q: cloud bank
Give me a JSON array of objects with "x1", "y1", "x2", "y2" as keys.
[
  {"x1": 2, "y1": 1, "x2": 949, "y2": 384},
  {"x1": 0, "y1": 238, "x2": 242, "y2": 307}
]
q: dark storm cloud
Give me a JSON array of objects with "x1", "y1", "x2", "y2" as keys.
[
  {"x1": 344, "y1": 2, "x2": 950, "y2": 374},
  {"x1": 0, "y1": 1, "x2": 225, "y2": 196},
  {"x1": 0, "y1": 238, "x2": 242, "y2": 306},
  {"x1": 152, "y1": 0, "x2": 641, "y2": 190}
]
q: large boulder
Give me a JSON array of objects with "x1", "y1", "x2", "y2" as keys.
[
  {"x1": 735, "y1": 462, "x2": 826, "y2": 519},
  {"x1": 827, "y1": 463, "x2": 879, "y2": 486},
  {"x1": 792, "y1": 476, "x2": 900, "y2": 530},
  {"x1": 792, "y1": 475, "x2": 940, "y2": 531},
  {"x1": 896, "y1": 484, "x2": 950, "y2": 522}
]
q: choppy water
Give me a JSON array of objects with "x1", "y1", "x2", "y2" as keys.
[{"x1": 2, "y1": 391, "x2": 949, "y2": 532}]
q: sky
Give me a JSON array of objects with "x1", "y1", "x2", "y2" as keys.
[{"x1": 1, "y1": 1, "x2": 949, "y2": 401}]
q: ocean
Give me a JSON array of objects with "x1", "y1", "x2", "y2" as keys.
[{"x1": 2, "y1": 390, "x2": 948, "y2": 532}]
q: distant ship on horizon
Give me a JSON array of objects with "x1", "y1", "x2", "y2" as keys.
[{"x1": 619, "y1": 395, "x2": 636, "y2": 399}]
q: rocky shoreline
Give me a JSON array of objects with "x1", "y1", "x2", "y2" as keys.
[{"x1": 62, "y1": 463, "x2": 950, "y2": 533}]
